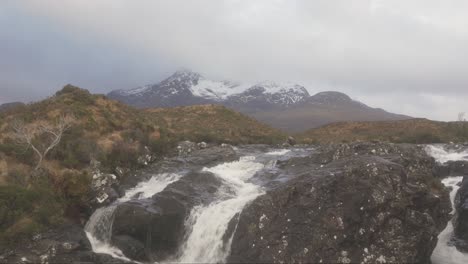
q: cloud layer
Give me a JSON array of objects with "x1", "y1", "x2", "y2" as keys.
[{"x1": 1, "y1": 0, "x2": 468, "y2": 120}]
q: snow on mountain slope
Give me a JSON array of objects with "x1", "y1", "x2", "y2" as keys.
[
  {"x1": 114, "y1": 85, "x2": 152, "y2": 96},
  {"x1": 190, "y1": 80, "x2": 251, "y2": 101},
  {"x1": 108, "y1": 70, "x2": 308, "y2": 106},
  {"x1": 226, "y1": 81, "x2": 309, "y2": 107}
]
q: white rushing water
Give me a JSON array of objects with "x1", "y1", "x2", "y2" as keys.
[
  {"x1": 426, "y1": 145, "x2": 468, "y2": 164},
  {"x1": 84, "y1": 205, "x2": 131, "y2": 261},
  {"x1": 118, "y1": 173, "x2": 182, "y2": 202},
  {"x1": 426, "y1": 144, "x2": 468, "y2": 264},
  {"x1": 431, "y1": 177, "x2": 468, "y2": 264},
  {"x1": 265, "y1": 149, "x2": 291, "y2": 155},
  {"x1": 84, "y1": 173, "x2": 183, "y2": 260},
  {"x1": 174, "y1": 156, "x2": 265, "y2": 263}
]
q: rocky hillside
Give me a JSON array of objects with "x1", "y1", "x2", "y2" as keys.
[
  {"x1": 108, "y1": 70, "x2": 410, "y2": 132},
  {"x1": 0, "y1": 85, "x2": 285, "y2": 247},
  {"x1": 297, "y1": 118, "x2": 468, "y2": 144}
]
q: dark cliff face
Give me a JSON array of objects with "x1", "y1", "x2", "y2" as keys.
[{"x1": 228, "y1": 142, "x2": 451, "y2": 264}]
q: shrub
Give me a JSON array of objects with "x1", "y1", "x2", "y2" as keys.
[
  {"x1": 398, "y1": 132, "x2": 443, "y2": 144},
  {"x1": 0, "y1": 138, "x2": 36, "y2": 167},
  {"x1": 103, "y1": 141, "x2": 141, "y2": 170},
  {"x1": 0, "y1": 182, "x2": 64, "y2": 246}
]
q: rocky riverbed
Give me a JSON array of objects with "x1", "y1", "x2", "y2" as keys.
[{"x1": 2, "y1": 142, "x2": 463, "y2": 263}]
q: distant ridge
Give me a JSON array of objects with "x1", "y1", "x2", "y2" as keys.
[
  {"x1": 0, "y1": 102, "x2": 25, "y2": 113},
  {"x1": 108, "y1": 70, "x2": 411, "y2": 132}
]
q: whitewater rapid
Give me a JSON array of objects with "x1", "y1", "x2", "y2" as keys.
[
  {"x1": 428, "y1": 145, "x2": 468, "y2": 264},
  {"x1": 426, "y1": 145, "x2": 468, "y2": 164}
]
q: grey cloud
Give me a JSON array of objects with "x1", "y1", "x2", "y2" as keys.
[{"x1": 1, "y1": 0, "x2": 467, "y2": 120}]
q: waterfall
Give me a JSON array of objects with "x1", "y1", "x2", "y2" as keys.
[
  {"x1": 84, "y1": 173, "x2": 183, "y2": 260},
  {"x1": 84, "y1": 205, "x2": 130, "y2": 261},
  {"x1": 174, "y1": 156, "x2": 265, "y2": 263},
  {"x1": 84, "y1": 149, "x2": 299, "y2": 263},
  {"x1": 426, "y1": 144, "x2": 468, "y2": 264},
  {"x1": 431, "y1": 177, "x2": 468, "y2": 264}
]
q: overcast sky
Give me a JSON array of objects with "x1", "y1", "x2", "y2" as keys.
[{"x1": 1, "y1": 0, "x2": 467, "y2": 121}]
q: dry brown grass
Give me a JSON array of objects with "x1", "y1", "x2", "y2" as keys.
[{"x1": 297, "y1": 118, "x2": 465, "y2": 144}]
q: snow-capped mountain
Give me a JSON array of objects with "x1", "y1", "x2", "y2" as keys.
[
  {"x1": 108, "y1": 70, "x2": 309, "y2": 108},
  {"x1": 108, "y1": 70, "x2": 411, "y2": 131}
]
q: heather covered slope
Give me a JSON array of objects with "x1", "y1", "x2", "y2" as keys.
[
  {"x1": 297, "y1": 118, "x2": 468, "y2": 144},
  {"x1": 0, "y1": 85, "x2": 285, "y2": 246},
  {"x1": 146, "y1": 105, "x2": 285, "y2": 144}
]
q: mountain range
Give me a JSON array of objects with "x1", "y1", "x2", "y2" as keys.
[{"x1": 108, "y1": 70, "x2": 411, "y2": 132}]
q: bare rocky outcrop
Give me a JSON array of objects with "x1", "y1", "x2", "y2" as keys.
[
  {"x1": 453, "y1": 176, "x2": 468, "y2": 252},
  {"x1": 228, "y1": 142, "x2": 451, "y2": 263}
]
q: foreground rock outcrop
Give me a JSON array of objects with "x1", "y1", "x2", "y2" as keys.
[
  {"x1": 1, "y1": 142, "x2": 452, "y2": 263},
  {"x1": 111, "y1": 171, "x2": 223, "y2": 261},
  {"x1": 228, "y1": 142, "x2": 451, "y2": 263},
  {"x1": 0, "y1": 224, "x2": 127, "y2": 264},
  {"x1": 454, "y1": 176, "x2": 468, "y2": 252}
]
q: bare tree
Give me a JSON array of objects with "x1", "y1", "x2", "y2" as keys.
[
  {"x1": 458, "y1": 112, "x2": 466, "y2": 122},
  {"x1": 12, "y1": 114, "x2": 73, "y2": 171}
]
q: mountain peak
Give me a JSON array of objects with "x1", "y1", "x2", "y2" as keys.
[{"x1": 169, "y1": 69, "x2": 202, "y2": 81}]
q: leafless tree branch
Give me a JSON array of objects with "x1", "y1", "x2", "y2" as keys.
[{"x1": 11, "y1": 114, "x2": 74, "y2": 171}]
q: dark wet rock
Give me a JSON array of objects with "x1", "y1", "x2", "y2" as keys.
[
  {"x1": 0, "y1": 224, "x2": 133, "y2": 264},
  {"x1": 112, "y1": 198, "x2": 186, "y2": 262},
  {"x1": 112, "y1": 235, "x2": 146, "y2": 261},
  {"x1": 228, "y1": 142, "x2": 451, "y2": 264},
  {"x1": 183, "y1": 146, "x2": 238, "y2": 167},
  {"x1": 453, "y1": 176, "x2": 468, "y2": 252},
  {"x1": 434, "y1": 160, "x2": 468, "y2": 178},
  {"x1": 111, "y1": 171, "x2": 223, "y2": 262}
]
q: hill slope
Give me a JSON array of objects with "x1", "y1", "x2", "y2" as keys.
[
  {"x1": 146, "y1": 105, "x2": 285, "y2": 144},
  {"x1": 243, "y1": 91, "x2": 410, "y2": 132},
  {"x1": 297, "y1": 118, "x2": 468, "y2": 144},
  {"x1": 0, "y1": 85, "x2": 285, "y2": 246},
  {"x1": 108, "y1": 70, "x2": 410, "y2": 132}
]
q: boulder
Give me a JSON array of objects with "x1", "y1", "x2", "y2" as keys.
[
  {"x1": 111, "y1": 171, "x2": 223, "y2": 262},
  {"x1": 287, "y1": 136, "x2": 296, "y2": 146},
  {"x1": 453, "y1": 176, "x2": 468, "y2": 252},
  {"x1": 228, "y1": 142, "x2": 451, "y2": 264}
]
